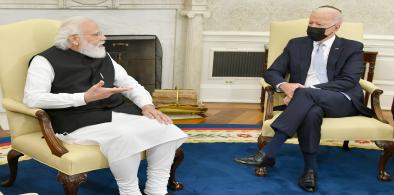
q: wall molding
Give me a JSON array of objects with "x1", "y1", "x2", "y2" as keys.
[
  {"x1": 0, "y1": 0, "x2": 185, "y2": 9},
  {"x1": 203, "y1": 31, "x2": 269, "y2": 43},
  {"x1": 201, "y1": 31, "x2": 394, "y2": 110}
]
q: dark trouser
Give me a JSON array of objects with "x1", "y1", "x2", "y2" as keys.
[{"x1": 271, "y1": 88, "x2": 359, "y2": 153}]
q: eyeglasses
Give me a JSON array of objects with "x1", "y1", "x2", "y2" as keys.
[{"x1": 75, "y1": 31, "x2": 104, "y2": 37}]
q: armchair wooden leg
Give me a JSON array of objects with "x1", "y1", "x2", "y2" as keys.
[
  {"x1": 256, "y1": 135, "x2": 271, "y2": 176},
  {"x1": 1, "y1": 149, "x2": 24, "y2": 187},
  {"x1": 260, "y1": 86, "x2": 265, "y2": 112},
  {"x1": 168, "y1": 147, "x2": 184, "y2": 191},
  {"x1": 57, "y1": 172, "x2": 87, "y2": 195},
  {"x1": 257, "y1": 135, "x2": 272, "y2": 150},
  {"x1": 375, "y1": 141, "x2": 394, "y2": 181},
  {"x1": 342, "y1": 140, "x2": 351, "y2": 151},
  {"x1": 255, "y1": 166, "x2": 269, "y2": 177}
]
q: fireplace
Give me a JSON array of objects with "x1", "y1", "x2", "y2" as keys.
[{"x1": 104, "y1": 35, "x2": 162, "y2": 93}]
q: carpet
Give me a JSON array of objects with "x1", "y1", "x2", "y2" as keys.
[
  {"x1": 0, "y1": 124, "x2": 384, "y2": 166},
  {"x1": 179, "y1": 124, "x2": 382, "y2": 149},
  {"x1": 0, "y1": 143, "x2": 393, "y2": 195},
  {"x1": 178, "y1": 124, "x2": 262, "y2": 143}
]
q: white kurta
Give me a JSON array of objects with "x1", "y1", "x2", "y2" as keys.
[{"x1": 24, "y1": 54, "x2": 188, "y2": 163}]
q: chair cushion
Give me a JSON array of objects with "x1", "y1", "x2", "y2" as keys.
[
  {"x1": 12, "y1": 132, "x2": 146, "y2": 175},
  {"x1": 262, "y1": 112, "x2": 393, "y2": 140}
]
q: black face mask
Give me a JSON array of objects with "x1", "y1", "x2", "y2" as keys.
[{"x1": 307, "y1": 26, "x2": 327, "y2": 41}]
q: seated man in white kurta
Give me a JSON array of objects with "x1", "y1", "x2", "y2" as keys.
[{"x1": 23, "y1": 16, "x2": 188, "y2": 195}]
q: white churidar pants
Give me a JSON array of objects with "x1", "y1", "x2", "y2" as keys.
[{"x1": 57, "y1": 112, "x2": 188, "y2": 195}]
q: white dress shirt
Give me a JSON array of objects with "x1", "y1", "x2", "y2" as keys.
[
  {"x1": 304, "y1": 35, "x2": 336, "y2": 88},
  {"x1": 275, "y1": 36, "x2": 336, "y2": 91}
]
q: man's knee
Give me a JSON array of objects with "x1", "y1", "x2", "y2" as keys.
[
  {"x1": 297, "y1": 106, "x2": 324, "y2": 138},
  {"x1": 293, "y1": 88, "x2": 325, "y2": 107},
  {"x1": 306, "y1": 106, "x2": 324, "y2": 119}
]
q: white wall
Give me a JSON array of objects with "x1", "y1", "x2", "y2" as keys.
[{"x1": 204, "y1": 0, "x2": 394, "y2": 35}]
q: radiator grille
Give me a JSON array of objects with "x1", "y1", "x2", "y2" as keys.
[{"x1": 212, "y1": 51, "x2": 265, "y2": 77}]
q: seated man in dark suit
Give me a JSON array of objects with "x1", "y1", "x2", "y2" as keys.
[{"x1": 235, "y1": 5, "x2": 371, "y2": 192}]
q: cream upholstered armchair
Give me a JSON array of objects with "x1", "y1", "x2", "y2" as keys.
[
  {"x1": 258, "y1": 19, "x2": 394, "y2": 180},
  {"x1": 0, "y1": 19, "x2": 184, "y2": 194}
]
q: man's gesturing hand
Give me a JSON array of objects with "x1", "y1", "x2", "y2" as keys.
[
  {"x1": 142, "y1": 104, "x2": 173, "y2": 125},
  {"x1": 84, "y1": 80, "x2": 130, "y2": 103},
  {"x1": 279, "y1": 82, "x2": 304, "y2": 98}
]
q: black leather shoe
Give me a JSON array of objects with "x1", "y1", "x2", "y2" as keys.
[
  {"x1": 234, "y1": 151, "x2": 275, "y2": 167},
  {"x1": 298, "y1": 169, "x2": 317, "y2": 192}
]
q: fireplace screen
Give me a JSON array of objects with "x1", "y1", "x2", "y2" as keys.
[{"x1": 104, "y1": 35, "x2": 162, "y2": 93}]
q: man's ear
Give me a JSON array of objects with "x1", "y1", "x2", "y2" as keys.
[
  {"x1": 68, "y1": 35, "x2": 79, "y2": 46},
  {"x1": 335, "y1": 23, "x2": 342, "y2": 30}
]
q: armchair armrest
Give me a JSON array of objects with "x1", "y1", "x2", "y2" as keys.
[
  {"x1": 260, "y1": 78, "x2": 275, "y2": 120},
  {"x1": 260, "y1": 78, "x2": 273, "y2": 90},
  {"x1": 359, "y1": 79, "x2": 388, "y2": 123},
  {"x1": 359, "y1": 79, "x2": 381, "y2": 93},
  {"x1": 3, "y1": 98, "x2": 40, "y2": 117},
  {"x1": 2, "y1": 98, "x2": 68, "y2": 157}
]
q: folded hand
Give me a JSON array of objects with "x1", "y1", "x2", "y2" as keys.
[{"x1": 279, "y1": 82, "x2": 304, "y2": 98}]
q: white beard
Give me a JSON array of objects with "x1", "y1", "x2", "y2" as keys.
[{"x1": 79, "y1": 39, "x2": 106, "y2": 58}]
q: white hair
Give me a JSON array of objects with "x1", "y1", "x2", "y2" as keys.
[
  {"x1": 314, "y1": 6, "x2": 343, "y2": 24},
  {"x1": 54, "y1": 16, "x2": 92, "y2": 50}
]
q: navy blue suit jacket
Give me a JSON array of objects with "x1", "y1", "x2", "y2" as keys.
[{"x1": 264, "y1": 36, "x2": 371, "y2": 116}]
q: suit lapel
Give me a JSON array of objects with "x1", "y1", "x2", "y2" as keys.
[
  {"x1": 300, "y1": 38, "x2": 314, "y2": 84},
  {"x1": 327, "y1": 36, "x2": 343, "y2": 81}
]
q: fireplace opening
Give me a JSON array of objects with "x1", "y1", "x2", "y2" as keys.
[{"x1": 104, "y1": 35, "x2": 162, "y2": 93}]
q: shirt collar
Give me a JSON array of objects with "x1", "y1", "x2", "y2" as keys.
[{"x1": 313, "y1": 35, "x2": 336, "y2": 49}]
